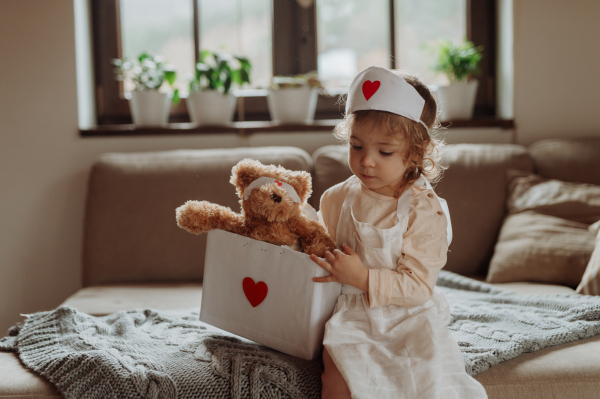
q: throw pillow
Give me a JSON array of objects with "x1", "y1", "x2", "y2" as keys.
[
  {"x1": 486, "y1": 211, "x2": 595, "y2": 287},
  {"x1": 486, "y1": 171, "x2": 600, "y2": 287},
  {"x1": 506, "y1": 170, "x2": 600, "y2": 224},
  {"x1": 576, "y1": 220, "x2": 600, "y2": 295}
]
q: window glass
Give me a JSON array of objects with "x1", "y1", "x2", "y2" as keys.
[
  {"x1": 119, "y1": 0, "x2": 195, "y2": 92},
  {"x1": 316, "y1": 0, "x2": 391, "y2": 91},
  {"x1": 198, "y1": 0, "x2": 272, "y2": 88},
  {"x1": 394, "y1": 0, "x2": 467, "y2": 85}
]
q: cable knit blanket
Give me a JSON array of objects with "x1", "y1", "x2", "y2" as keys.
[{"x1": 3, "y1": 271, "x2": 600, "y2": 399}]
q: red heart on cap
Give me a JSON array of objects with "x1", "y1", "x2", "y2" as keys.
[
  {"x1": 275, "y1": 180, "x2": 283, "y2": 186},
  {"x1": 243, "y1": 277, "x2": 268, "y2": 307},
  {"x1": 362, "y1": 80, "x2": 380, "y2": 101}
]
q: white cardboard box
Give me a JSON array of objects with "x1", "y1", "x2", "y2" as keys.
[{"x1": 200, "y1": 230, "x2": 342, "y2": 360}]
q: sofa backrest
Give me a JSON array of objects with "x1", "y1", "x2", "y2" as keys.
[
  {"x1": 83, "y1": 147, "x2": 313, "y2": 286},
  {"x1": 84, "y1": 138, "x2": 600, "y2": 286},
  {"x1": 312, "y1": 144, "x2": 533, "y2": 276},
  {"x1": 528, "y1": 137, "x2": 600, "y2": 185}
]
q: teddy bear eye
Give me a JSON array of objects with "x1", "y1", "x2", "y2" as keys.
[{"x1": 271, "y1": 193, "x2": 282, "y2": 203}]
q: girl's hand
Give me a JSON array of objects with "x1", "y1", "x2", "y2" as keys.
[{"x1": 310, "y1": 244, "x2": 369, "y2": 292}]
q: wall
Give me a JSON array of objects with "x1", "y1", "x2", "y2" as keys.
[
  {"x1": 513, "y1": 0, "x2": 600, "y2": 145},
  {"x1": 0, "y1": 0, "x2": 328, "y2": 335},
  {"x1": 0, "y1": 0, "x2": 599, "y2": 335}
]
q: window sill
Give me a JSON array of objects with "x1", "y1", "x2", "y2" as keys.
[{"x1": 80, "y1": 118, "x2": 514, "y2": 137}]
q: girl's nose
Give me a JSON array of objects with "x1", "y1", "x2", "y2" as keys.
[{"x1": 361, "y1": 153, "x2": 375, "y2": 167}]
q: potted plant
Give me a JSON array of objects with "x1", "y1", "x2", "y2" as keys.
[
  {"x1": 267, "y1": 71, "x2": 322, "y2": 124},
  {"x1": 186, "y1": 50, "x2": 251, "y2": 126},
  {"x1": 431, "y1": 40, "x2": 483, "y2": 121},
  {"x1": 113, "y1": 52, "x2": 180, "y2": 127}
]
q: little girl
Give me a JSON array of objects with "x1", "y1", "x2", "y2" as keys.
[{"x1": 310, "y1": 66, "x2": 487, "y2": 399}]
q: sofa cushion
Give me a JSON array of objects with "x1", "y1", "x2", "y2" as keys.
[
  {"x1": 474, "y1": 334, "x2": 600, "y2": 399},
  {"x1": 56, "y1": 281, "x2": 597, "y2": 399},
  {"x1": 83, "y1": 147, "x2": 312, "y2": 286},
  {"x1": 0, "y1": 352, "x2": 61, "y2": 399},
  {"x1": 507, "y1": 170, "x2": 600, "y2": 224},
  {"x1": 311, "y1": 145, "x2": 353, "y2": 209},
  {"x1": 577, "y1": 220, "x2": 600, "y2": 295},
  {"x1": 1, "y1": 284, "x2": 202, "y2": 399},
  {"x1": 312, "y1": 144, "x2": 534, "y2": 275},
  {"x1": 488, "y1": 281, "x2": 576, "y2": 295},
  {"x1": 487, "y1": 171, "x2": 599, "y2": 287},
  {"x1": 437, "y1": 144, "x2": 533, "y2": 275},
  {"x1": 60, "y1": 283, "x2": 202, "y2": 316},
  {"x1": 528, "y1": 137, "x2": 600, "y2": 185},
  {"x1": 486, "y1": 212, "x2": 595, "y2": 287},
  {"x1": 4, "y1": 327, "x2": 598, "y2": 399}
]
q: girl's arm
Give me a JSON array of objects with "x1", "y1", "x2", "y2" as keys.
[
  {"x1": 317, "y1": 178, "x2": 354, "y2": 243},
  {"x1": 368, "y1": 191, "x2": 448, "y2": 308}
]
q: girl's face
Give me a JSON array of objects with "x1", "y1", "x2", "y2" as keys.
[{"x1": 348, "y1": 121, "x2": 410, "y2": 197}]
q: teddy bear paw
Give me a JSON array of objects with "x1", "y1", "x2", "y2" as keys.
[
  {"x1": 303, "y1": 242, "x2": 335, "y2": 258},
  {"x1": 176, "y1": 200, "x2": 213, "y2": 235}
]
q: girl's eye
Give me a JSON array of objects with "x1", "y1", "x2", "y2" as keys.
[
  {"x1": 380, "y1": 151, "x2": 393, "y2": 156},
  {"x1": 351, "y1": 144, "x2": 362, "y2": 150}
]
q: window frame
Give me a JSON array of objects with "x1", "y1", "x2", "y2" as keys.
[{"x1": 91, "y1": 0, "x2": 496, "y2": 126}]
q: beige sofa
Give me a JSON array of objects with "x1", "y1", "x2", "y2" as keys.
[{"x1": 2, "y1": 138, "x2": 600, "y2": 399}]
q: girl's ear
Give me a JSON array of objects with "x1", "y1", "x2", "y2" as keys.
[
  {"x1": 230, "y1": 159, "x2": 263, "y2": 198},
  {"x1": 410, "y1": 152, "x2": 419, "y2": 165},
  {"x1": 408, "y1": 139, "x2": 427, "y2": 165}
]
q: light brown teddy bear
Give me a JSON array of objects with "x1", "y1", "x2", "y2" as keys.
[{"x1": 176, "y1": 158, "x2": 336, "y2": 257}]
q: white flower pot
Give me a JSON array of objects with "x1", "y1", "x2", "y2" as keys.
[
  {"x1": 267, "y1": 87, "x2": 319, "y2": 124},
  {"x1": 435, "y1": 80, "x2": 479, "y2": 122},
  {"x1": 129, "y1": 91, "x2": 171, "y2": 127},
  {"x1": 187, "y1": 91, "x2": 237, "y2": 126}
]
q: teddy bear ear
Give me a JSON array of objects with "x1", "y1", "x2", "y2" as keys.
[
  {"x1": 230, "y1": 158, "x2": 264, "y2": 198},
  {"x1": 285, "y1": 170, "x2": 313, "y2": 203}
]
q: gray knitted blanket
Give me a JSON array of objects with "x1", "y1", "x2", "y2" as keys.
[{"x1": 3, "y1": 271, "x2": 600, "y2": 399}]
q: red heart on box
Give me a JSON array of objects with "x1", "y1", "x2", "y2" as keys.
[
  {"x1": 362, "y1": 80, "x2": 380, "y2": 101},
  {"x1": 243, "y1": 277, "x2": 268, "y2": 307}
]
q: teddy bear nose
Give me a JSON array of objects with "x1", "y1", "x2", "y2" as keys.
[{"x1": 271, "y1": 193, "x2": 282, "y2": 203}]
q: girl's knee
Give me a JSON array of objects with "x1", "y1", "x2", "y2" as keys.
[{"x1": 321, "y1": 349, "x2": 352, "y2": 399}]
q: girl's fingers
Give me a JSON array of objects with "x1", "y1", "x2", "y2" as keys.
[
  {"x1": 313, "y1": 275, "x2": 337, "y2": 283},
  {"x1": 310, "y1": 254, "x2": 331, "y2": 271},
  {"x1": 324, "y1": 251, "x2": 336, "y2": 263},
  {"x1": 342, "y1": 244, "x2": 356, "y2": 256},
  {"x1": 332, "y1": 249, "x2": 343, "y2": 256}
]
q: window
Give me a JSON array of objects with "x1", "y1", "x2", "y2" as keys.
[
  {"x1": 119, "y1": 0, "x2": 196, "y2": 94},
  {"x1": 91, "y1": 0, "x2": 496, "y2": 126},
  {"x1": 198, "y1": 0, "x2": 273, "y2": 88},
  {"x1": 316, "y1": 0, "x2": 392, "y2": 90},
  {"x1": 392, "y1": 0, "x2": 467, "y2": 87}
]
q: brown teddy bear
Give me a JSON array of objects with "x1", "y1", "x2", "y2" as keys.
[{"x1": 176, "y1": 158, "x2": 336, "y2": 257}]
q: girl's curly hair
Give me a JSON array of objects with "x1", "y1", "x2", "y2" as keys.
[{"x1": 333, "y1": 70, "x2": 446, "y2": 197}]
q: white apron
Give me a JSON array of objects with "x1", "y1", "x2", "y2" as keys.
[{"x1": 323, "y1": 176, "x2": 487, "y2": 399}]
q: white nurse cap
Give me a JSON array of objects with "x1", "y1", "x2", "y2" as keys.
[{"x1": 345, "y1": 66, "x2": 429, "y2": 131}]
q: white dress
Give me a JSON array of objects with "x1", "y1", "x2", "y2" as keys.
[{"x1": 322, "y1": 176, "x2": 487, "y2": 399}]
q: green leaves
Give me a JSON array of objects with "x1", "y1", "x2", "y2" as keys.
[
  {"x1": 235, "y1": 56, "x2": 251, "y2": 86},
  {"x1": 112, "y1": 52, "x2": 180, "y2": 104},
  {"x1": 190, "y1": 50, "x2": 252, "y2": 94},
  {"x1": 432, "y1": 40, "x2": 483, "y2": 82},
  {"x1": 138, "y1": 52, "x2": 151, "y2": 64},
  {"x1": 163, "y1": 68, "x2": 180, "y2": 105},
  {"x1": 172, "y1": 89, "x2": 180, "y2": 105},
  {"x1": 164, "y1": 69, "x2": 176, "y2": 86}
]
